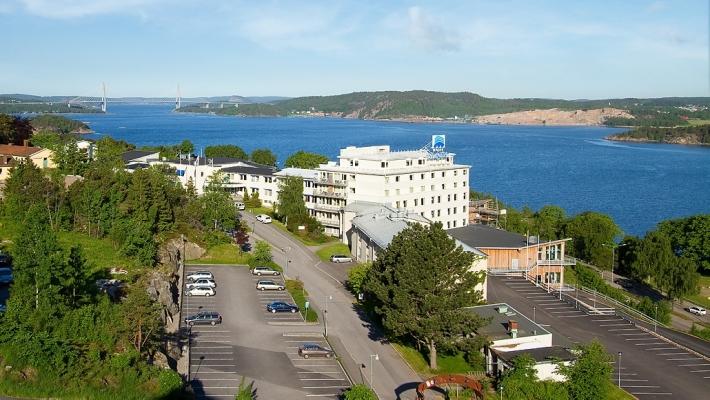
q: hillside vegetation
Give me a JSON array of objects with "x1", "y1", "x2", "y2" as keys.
[
  {"x1": 177, "y1": 91, "x2": 710, "y2": 126},
  {"x1": 30, "y1": 114, "x2": 91, "y2": 134},
  {"x1": 606, "y1": 124, "x2": 710, "y2": 145}
]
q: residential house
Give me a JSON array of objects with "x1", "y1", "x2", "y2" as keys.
[{"x1": 0, "y1": 142, "x2": 55, "y2": 193}]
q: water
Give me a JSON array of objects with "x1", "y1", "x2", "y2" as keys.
[{"x1": 76, "y1": 104, "x2": 710, "y2": 236}]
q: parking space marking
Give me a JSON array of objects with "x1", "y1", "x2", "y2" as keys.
[
  {"x1": 298, "y1": 371, "x2": 340, "y2": 374},
  {"x1": 599, "y1": 323, "x2": 630, "y2": 327},
  {"x1": 550, "y1": 310, "x2": 582, "y2": 314},
  {"x1": 625, "y1": 338, "x2": 661, "y2": 341},
  {"x1": 656, "y1": 352, "x2": 688, "y2": 356},
  {"x1": 622, "y1": 385, "x2": 660, "y2": 388},
  {"x1": 608, "y1": 328, "x2": 637, "y2": 331},
  {"x1": 559, "y1": 314, "x2": 587, "y2": 318},
  {"x1": 618, "y1": 333, "x2": 649, "y2": 336},
  {"x1": 666, "y1": 358, "x2": 701, "y2": 361},
  {"x1": 593, "y1": 318, "x2": 624, "y2": 322},
  {"x1": 544, "y1": 306, "x2": 575, "y2": 310},
  {"x1": 635, "y1": 343, "x2": 664, "y2": 346},
  {"x1": 645, "y1": 347, "x2": 676, "y2": 351},
  {"x1": 690, "y1": 369, "x2": 710, "y2": 373},
  {"x1": 302, "y1": 386, "x2": 350, "y2": 389},
  {"x1": 678, "y1": 363, "x2": 710, "y2": 367},
  {"x1": 629, "y1": 393, "x2": 672, "y2": 396}
]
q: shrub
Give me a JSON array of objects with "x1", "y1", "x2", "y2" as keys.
[
  {"x1": 347, "y1": 263, "x2": 372, "y2": 296},
  {"x1": 342, "y1": 384, "x2": 377, "y2": 400},
  {"x1": 157, "y1": 369, "x2": 183, "y2": 397}
]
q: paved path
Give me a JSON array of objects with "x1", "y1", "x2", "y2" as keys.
[{"x1": 246, "y1": 214, "x2": 423, "y2": 400}]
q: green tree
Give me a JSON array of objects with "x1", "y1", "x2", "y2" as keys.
[
  {"x1": 276, "y1": 176, "x2": 308, "y2": 225},
  {"x1": 534, "y1": 205, "x2": 566, "y2": 240},
  {"x1": 201, "y1": 171, "x2": 237, "y2": 231},
  {"x1": 560, "y1": 340, "x2": 613, "y2": 400},
  {"x1": 57, "y1": 246, "x2": 88, "y2": 308},
  {"x1": 244, "y1": 190, "x2": 262, "y2": 208},
  {"x1": 657, "y1": 215, "x2": 710, "y2": 274},
  {"x1": 563, "y1": 212, "x2": 621, "y2": 267},
  {"x1": 0, "y1": 114, "x2": 32, "y2": 145},
  {"x1": 250, "y1": 148, "x2": 277, "y2": 166},
  {"x1": 54, "y1": 136, "x2": 89, "y2": 176},
  {"x1": 363, "y1": 223, "x2": 486, "y2": 369},
  {"x1": 632, "y1": 231, "x2": 675, "y2": 284},
  {"x1": 205, "y1": 144, "x2": 248, "y2": 159},
  {"x1": 284, "y1": 150, "x2": 329, "y2": 169},
  {"x1": 94, "y1": 136, "x2": 133, "y2": 170},
  {"x1": 29, "y1": 130, "x2": 62, "y2": 150},
  {"x1": 178, "y1": 139, "x2": 194, "y2": 155},
  {"x1": 347, "y1": 262, "x2": 372, "y2": 295},
  {"x1": 659, "y1": 256, "x2": 700, "y2": 301},
  {"x1": 342, "y1": 384, "x2": 378, "y2": 400},
  {"x1": 120, "y1": 286, "x2": 163, "y2": 355},
  {"x1": 617, "y1": 236, "x2": 641, "y2": 277},
  {"x1": 500, "y1": 354, "x2": 568, "y2": 400},
  {"x1": 1, "y1": 160, "x2": 58, "y2": 225},
  {"x1": 251, "y1": 240, "x2": 273, "y2": 266}
]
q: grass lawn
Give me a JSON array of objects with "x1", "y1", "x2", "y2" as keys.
[
  {"x1": 253, "y1": 211, "x2": 336, "y2": 246},
  {"x1": 607, "y1": 384, "x2": 637, "y2": 400},
  {"x1": 687, "y1": 119, "x2": 710, "y2": 126},
  {"x1": 315, "y1": 242, "x2": 351, "y2": 262},
  {"x1": 564, "y1": 265, "x2": 578, "y2": 286},
  {"x1": 57, "y1": 231, "x2": 138, "y2": 272},
  {"x1": 685, "y1": 275, "x2": 710, "y2": 309},
  {"x1": 188, "y1": 243, "x2": 250, "y2": 265},
  {"x1": 285, "y1": 279, "x2": 319, "y2": 322},
  {"x1": 392, "y1": 343, "x2": 480, "y2": 375}
]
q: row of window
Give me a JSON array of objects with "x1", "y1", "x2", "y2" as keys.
[
  {"x1": 385, "y1": 182, "x2": 467, "y2": 196},
  {"x1": 387, "y1": 169, "x2": 467, "y2": 183},
  {"x1": 444, "y1": 219, "x2": 467, "y2": 229}
]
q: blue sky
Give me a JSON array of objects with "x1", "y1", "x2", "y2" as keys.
[{"x1": 0, "y1": 0, "x2": 708, "y2": 98}]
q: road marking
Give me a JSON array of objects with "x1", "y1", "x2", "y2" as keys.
[
  {"x1": 618, "y1": 333, "x2": 649, "y2": 336},
  {"x1": 593, "y1": 318, "x2": 624, "y2": 322},
  {"x1": 300, "y1": 378, "x2": 348, "y2": 381},
  {"x1": 625, "y1": 338, "x2": 660, "y2": 341},
  {"x1": 666, "y1": 358, "x2": 701, "y2": 361},
  {"x1": 298, "y1": 371, "x2": 340, "y2": 374},
  {"x1": 622, "y1": 379, "x2": 648, "y2": 382},
  {"x1": 201, "y1": 386, "x2": 239, "y2": 389},
  {"x1": 618, "y1": 373, "x2": 638, "y2": 375},
  {"x1": 191, "y1": 352, "x2": 234, "y2": 355},
  {"x1": 599, "y1": 324, "x2": 630, "y2": 327},
  {"x1": 622, "y1": 385, "x2": 660, "y2": 388},
  {"x1": 192, "y1": 358, "x2": 234, "y2": 361},
  {"x1": 559, "y1": 315, "x2": 587, "y2": 318},
  {"x1": 656, "y1": 352, "x2": 688, "y2": 356},
  {"x1": 608, "y1": 328, "x2": 637, "y2": 331},
  {"x1": 544, "y1": 306, "x2": 575, "y2": 310},
  {"x1": 645, "y1": 348, "x2": 676, "y2": 350},
  {"x1": 689, "y1": 369, "x2": 710, "y2": 373},
  {"x1": 629, "y1": 393, "x2": 672, "y2": 396},
  {"x1": 635, "y1": 343, "x2": 663, "y2": 346},
  {"x1": 678, "y1": 363, "x2": 710, "y2": 367},
  {"x1": 301, "y1": 386, "x2": 350, "y2": 389},
  {"x1": 306, "y1": 395, "x2": 340, "y2": 397},
  {"x1": 191, "y1": 346, "x2": 232, "y2": 349},
  {"x1": 191, "y1": 371, "x2": 238, "y2": 374},
  {"x1": 196, "y1": 378, "x2": 242, "y2": 381},
  {"x1": 191, "y1": 364, "x2": 234, "y2": 368}
]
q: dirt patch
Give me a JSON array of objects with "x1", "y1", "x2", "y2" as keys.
[{"x1": 474, "y1": 108, "x2": 633, "y2": 126}]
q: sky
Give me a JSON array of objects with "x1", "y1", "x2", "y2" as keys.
[{"x1": 0, "y1": 0, "x2": 708, "y2": 99}]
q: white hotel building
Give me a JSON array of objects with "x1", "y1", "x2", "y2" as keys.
[{"x1": 312, "y1": 144, "x2": 470, "y2": 236}]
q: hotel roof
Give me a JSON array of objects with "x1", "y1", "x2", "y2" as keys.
[
  {"x1": 493, "y1": 346, "x2": 575, "y2": 364},
  {"x1": 447, "y1": 224, "x2": 565, "y2": 249},
  {"x1": 274, "y1": 168, "x2": 318, "y2": 180}
]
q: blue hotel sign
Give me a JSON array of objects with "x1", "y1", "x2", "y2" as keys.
[{"x1": 432, "y1": 135, "x2": 446, "y2": 151}]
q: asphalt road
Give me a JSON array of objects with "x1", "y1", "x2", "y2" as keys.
[
  {"x1": 183, "y1": 264, "x2": 350, "y2": 399},
  {"x1": 245, "y1": 213, "x2": 424, "y2": 400},
  {"x1": 488, "y1": 275, "x2": 710, "y2": 400}
]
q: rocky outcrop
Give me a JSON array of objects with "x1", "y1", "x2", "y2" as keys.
[
  {"x1": 163, "y1": 237, "x2": 206, "y2": 262},
  {"x1": 474, "y1": 108, "x2": 633, "y2": 126}
]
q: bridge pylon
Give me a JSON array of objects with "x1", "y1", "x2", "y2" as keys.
[
  {"x1": 101, "y1": 82, "x2": 107, "y2": 112},
  {"x1": 176, "y1": 84, "x2": 182, "y2": 110}
]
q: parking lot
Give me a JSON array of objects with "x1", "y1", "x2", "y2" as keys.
[
  {"x1": 182, "y1": 265, "x2": 351, "y2": 399},
  {"x1": 489, "y1": 275, "x2": 710, "y2": 399}
]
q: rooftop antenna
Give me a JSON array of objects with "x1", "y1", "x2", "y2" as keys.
[
  {"x1": 101, "y1": 82, "x2": 107, "y2": 113},
  {"x1": 176, "y1": 84, "x2": 182, "y2": 110}
]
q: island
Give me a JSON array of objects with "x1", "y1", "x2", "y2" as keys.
[{"x1": 606, "y1": 124, "x2": 710, "y2": 146}]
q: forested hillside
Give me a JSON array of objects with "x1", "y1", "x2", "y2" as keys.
[{"x1": 606, "y1": 124, "x2": 710, "y2": 145}]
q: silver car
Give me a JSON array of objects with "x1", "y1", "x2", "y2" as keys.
[
  {"x1": 186, "y1": 278, "x2": 216, "y2": 289},
  {"x1": 256, "y1": 280, "x2": 285, "y2": 291}
]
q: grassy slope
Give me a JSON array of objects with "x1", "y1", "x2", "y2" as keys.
[
  {"x1": 315, "y1": 243, "x2": 351, "y2": 262},
  {"x1": 188, "y1": 243, "x2": 250, "y2": 265},
  {"x1": 392, "y1": 343, "x2": 480, "y2": 375},
  {"x1": 285, "y1": 279, "x2": 318, "y2": 322}
]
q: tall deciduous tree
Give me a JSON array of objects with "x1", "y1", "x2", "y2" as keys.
[
  {"x1": 363, "y1": 223, "x2": 486, "y2": 369},
  {"x1": 632, "y1": 231, "x2": 675, "y2": 284},
  {"x1": 120, "y1": 286, "x2": 163, "y2": 354},
  {"x1": 659, "y1": 256, "x2": 700, "y2": 301},
  {"x1": 500, "y1": 354, "x2": 568, "y2": 400},
  {"x1": 657, "y1": 215, "x2": 710, "y2": 274},
  {"x1": 276, "y1": 176, "x2": 307, "y2": 223},
  {"x1": 284, "y1": 150, "x2": 329, "y2": 169},
  {"x1": 205, "y1": 144, "x2": 248, "y2": 159},
  {"x1": 250, "y1": 148, "x2": 277, "y2": 166},
  {"x1": 560, "y1": 340, "x2": 613, "y2": 400},
  {"x1": 534, "y1": 205, "x2": 566, "y2": 240},
  {"x1": 200, "y1": 171, "x2": 237, "y2": 231},
  {"x1": 563, "y1": 211, "x2": 621, "y2": 267}
]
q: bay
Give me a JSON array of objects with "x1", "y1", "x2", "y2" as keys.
[{"x1": 76, "y1": 104, "x2": 710, "y2": 236}]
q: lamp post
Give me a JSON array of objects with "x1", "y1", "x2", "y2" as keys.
[
  {"x1": 369, "y1": 354, "x2": 379, "y2": 389},
  {"x1": 533, "y1": 306, "x2": 536, "y2": 324},
  {"x1": 603, "y1": 243, "x2": 628, "y2": 284},
  {"x1": 618, "y1": 352, "x2": 622, "y2": 387},
  {"x1": 500, "y1": 384, "x2": 503, "y2": 400},
  {"x1": 654, "y1": 304, "x2": 658, "y2": 332},
  {"x1": 324, "y1": 295, "x2": 333, "y2": 337}
]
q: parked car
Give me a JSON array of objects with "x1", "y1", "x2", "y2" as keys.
[
  {"x1": 186, "y1": 278, "x2": 216, "y2": 289},
  {"x1": 266, "y1": 301, "x2": 299, "y2": 313},
  {"x1": 235, "y1": 202, "x2": 246, "y2": 211},
  {"x1": 251, "y1": 266, "x2": 280, "y2": 276},
  {"x1": 256, "y1": 214, "x2": 272, "y2": 224},
  {"x1": 185, "y1": 311, "x2": 222, "y2": 326},
  {"x1": 298, "y1": 343, "x2": 335, "y2": 359},
  {"x1": 187, "y1": 270, "x2": 214, "y2": 281},
  {"x1": 0, "y1": 268, "x2": 13, "y2": 285},
  {"x1": 187, "y1": 287, "x2": 215, "y2": 297},
  {"x1": 689, "y1": 306, "x2": 707, "y2": 316},
  {"x1": 329, "y1": 254, "x2": 352, "y2": 263},
  {"x1": 0, "y1": 304, "x2": 6, "y2": 313},
  {"x1": 256, "y1": 280, "x2": 285, "y2": 291},
  {"x1": 0, "y1": 253, "x2": 11, "y2": 268}
]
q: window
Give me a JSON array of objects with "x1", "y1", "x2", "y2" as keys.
[
  {"x1": 240, "y1": 174, "x2": 247, "y2": 180},
  {"x1": 431, "y1": 210, "x2": 435, "y2": 217},
  {"x1": 431, "y1": 172, "x2": 435, "y2": 178},
  {"x1": 463, "y1": 192, "x2": 467, "y2": 199},
  {"x1": 385, "y1": 176, "x2": 389, "y2": 183},
  {"x1": 463, "y1": 181, "x2": 466, "y2": 187},
  {"x1": 441, "y1": 171, "x2": 445, "y2": 177},
  {"x1": 462, "y1": 205, "x2": 466, "y2": 212},
  {"x1": 409, "y1": 174, "x2": 413, "y2": 180},
  {"x1": 463, "y1": 169, "x2": 467, "y2": 175},
  {"x1": 447, "y1": 221, "x2": 451, "y2": 229},
  {"x1": 454, "y1": 170, "x2": 458, "y2": 176},
  {"x1": 447, "y1": 208, "x2": 451, "y2": 215},
  {"x1": 350, "y1": 188, "x2": 356, "y2": 193},
  {"x1": 406, "y1": 160, "x2": 413, "y2": 166},
  {"x1": 265, "y1": 189, "x2": 272, "y2": 196},
  {"x1": 395, "y1": 176, "x2": 400, "y2": 182},
  {"x1": 454, "y1": 182, "x2": 458, "y2": 188},
  {"x1": 421, "y1": 197, "x2": 425, "y2": 205},
  {"x1": 437, "y1": 196, "x2": 441, "y2": 203},
  {"x1": 447, "y1": 194, "x2": 451, "y2": 202},
  {"x1": 414, "y1": 199, "x2": 419, "y2": 206},
  {"x1": 396, "y1": 201, "x2": 401, "y2": 208},
  {"x1": 453, "y1": 207, "x2": 457, "y2": 214},
  {"x1": 454, "y1": 194, "x2": 457, "y2": 201},
  {"x1": 420, "y1": 186, "x2": 425, "y2": 192},
  {"x1": 200, "y1": 172, "x2": 204, "y2": 177},
  {"x1": 462, "y1": 219, "x2": 467, "y2": 226},
  {"x1": 430, "y1": 185, "x2": 435, "y2": 191},
  {"x1": 437, "y1": 210, "x2": 441, "y2": 217},
  {"x1": 251, "y1": 175, "x2": 259, "y2": 182},
  {"x1": 418, "y1": 159, "x2": 424, "y2": 165},
  {"x1": 381, "y1": 161, "x2": 388, "y2": 168},
  {"x1": 453, "y1": 220, "x2": 457, "y2": 227},
  {"x1": 431, "y1": 196, "x2": 435, "y2": 204},
  {"x1": 403, "y1": 200, "x2": 408, "y2": 208},
  {"x1": 442, "y1": 184, "x2": 446, "y2": 190},
  {"x1": 420, "y1": 173, "x2": 424, "y2": 179}
]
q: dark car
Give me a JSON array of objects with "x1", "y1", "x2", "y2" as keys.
[
  {"x1": 266, "y1": 301, "x2": 299, "y2": 313},
  {"x1": 298, "y1": 343, "x2": 335, "y2": 359},
  {"x1": 184, "y1": 311, "x2": 222, "y2": 326},
  {"x1": 0, "y1": 254, "x2": 11, "y2": 268},
  {"x1": 0, "y1": 268, "x2": 13, "y2": 285}
]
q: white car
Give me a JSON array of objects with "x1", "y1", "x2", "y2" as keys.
[
  {"x1": 689, "y1": 306, "x2": 706, "y2": 316},
  {"x1": 235, "y1": 202, "x2": 246, "y2": 211},
  {"x1": 256, "y1": 214, "x2": 272, "y2": 224},
  {"x1": 186, "y1": 278, "x2": 216, "y2": 289},
  {"x1": 330, "y1": 254, "x2": 352, "y2": 263},
  {"x1": 187, "y1": 286, "x2": 215, "y2": 297},
  {"x1": 187, "y1": 271, "x2": 214, "y2": 281}
]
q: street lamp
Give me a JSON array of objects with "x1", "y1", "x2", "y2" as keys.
[
  {"x1": 618, "y1": 352, "x2": 622, "y2": 387},
  {"x1": 603, "y1": 243, "x2": 628, "y2": 284},
  {"x1": 324, "y1": 295, "x2": 333, "y2": 337},
  {"x1": 369, "y1": 354, "x2": 379, "y2": 389},
  {"x1": 500, "y1": 384, "x2": 503, "y2": 400}
]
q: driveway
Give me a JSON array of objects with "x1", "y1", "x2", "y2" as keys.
[
  {"x1": 246, "y1": 213, "x2": 424, "y2": 400},
  {"x1": 488, "y1": 275, "x2": 710, "y2": 400},
  {"x1": 183, "y1": 264, "x2": 351, "y2": 399}
]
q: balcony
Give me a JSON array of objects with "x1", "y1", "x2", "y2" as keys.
[
  {"x1": 312, "y1": 202, "x2": 343, "y2": 212},
  {"x1": 314, "y1": 190, "x2": 346, "y2": 199},
  {"x1": 316, "y1": 177, "x2": 348, "y2": 187},
  {"x1": 537, "y1": 256, "x2": 577, "y2": 266},
  {"x1": 316, "y1": 216, "x2": 340, "y2": 227}
]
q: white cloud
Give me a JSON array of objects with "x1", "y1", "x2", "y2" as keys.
[
  {"x1": 18, "y1": 0, "x2": 162, "y2": 19},
  {"x1": 646, "y1": 1, "x2": 667, "y2": 13},
  {"x1": 406, "y1": 6, "x2": 460, "y2": 52}
]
